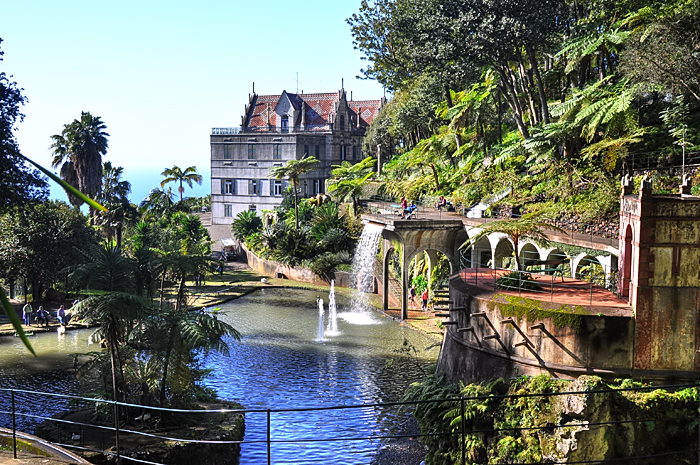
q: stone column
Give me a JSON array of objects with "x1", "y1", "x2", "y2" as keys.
[
  {"x1": 382, "y1": 239, "x2": 390, "y2": 312},
  {"x1": 401, "y1": 247, "x2": 409, "y2": 320}
]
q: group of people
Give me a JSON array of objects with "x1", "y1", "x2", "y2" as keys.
[
  {"x1": 21, "y1": 303, "x2": 70, "y2": 327},
  {"x1": 409, "y1": 285, "x2": 430, "y2": 312},
  {"x1": 400, "y1": 197, "x2": 418, "y2": 219}
]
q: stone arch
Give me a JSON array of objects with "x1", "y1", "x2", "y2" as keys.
[
  {"x1": 575, "y1": 255, "x2": 604, "y2": 285},
  {"x1": 622, "y1": 224, "x2": 633, "y2": 297},
  {"x1": 519, "y1": 242, "x2": 541, "y2": 271},
  {"x1": 545, "y1": 248, "x2": 571, "y2": 277},
  {"x1": 464, "y1": 227, "x2": 492, "y2": 268},
  {"x1": 494, "y1": 236, "x2": 515, "y2": 269}
]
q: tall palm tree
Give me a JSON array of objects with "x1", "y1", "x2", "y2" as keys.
[
  {"x1": 97, "y1": 162, "x2": 134, "y2": 247},
  {"x1": 268, "y1": 156, "x2": 319, "y2": 229},
  {"x1": 160, "y1": 165, "x2": 203, "y2": 202},
  {"x1": 50, "y1": 112, "x2": 109, "y2": 221}
]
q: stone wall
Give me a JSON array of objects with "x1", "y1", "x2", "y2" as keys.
[{"x1": 438, "y1": 277, "x2": 636, "y2": 384}]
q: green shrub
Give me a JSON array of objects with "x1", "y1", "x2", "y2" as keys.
[{"x1": 495, "y1": 271, "x2": 542, "y2": 291}]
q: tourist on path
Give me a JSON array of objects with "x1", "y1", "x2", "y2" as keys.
[
  {"x1": 421, "y1": 289, "x2": 429, "y2": 312},
  {"x1": 22, "y1": 303, "x2": 33, "y2": 326},
  {"x1": 400, "y1": 197, "x2": 408, "y2": 219},
  {"x1": 57, "y1": 305, "x2": 66, "y2": 326},
  {"x1": 409, "y1": 285, "x2": 417, "y2": 309}
]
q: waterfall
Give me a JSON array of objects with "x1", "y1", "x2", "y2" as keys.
[
  {"x1": 316, "y1": 297, "x2": 326, "y2": 342},
  {"x1": 325, "y1": 281, "x2": 340, "y2": 336},
  {"x1": 348, "y1": 223, "x2": 384, "y2": 315}
]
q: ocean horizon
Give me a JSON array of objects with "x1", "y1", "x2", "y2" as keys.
[{"x1": 48, "y1": 167, "x2": 212, "y2": 206}]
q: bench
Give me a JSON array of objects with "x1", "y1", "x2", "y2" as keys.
[{"x1": 524, "y1": 259, "x2": 567, "y2": 282}]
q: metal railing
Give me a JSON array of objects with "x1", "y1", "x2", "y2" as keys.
[
  {"x1": 211, "y1": 127, "x2": 241, "y2": 135},
  {"x1": 361, "y1": 196, "x2": 619, "y2": 249},
  {"x1": 458, "y1": 248, "x2": 623, "y2": 308},
  {"x1": 1, "y1": 383, "x2": 698, "y2": 465}
]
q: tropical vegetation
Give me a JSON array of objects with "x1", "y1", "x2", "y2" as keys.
[{"x1": 349, "y1": 0, "x2": 699, "y2": 224}]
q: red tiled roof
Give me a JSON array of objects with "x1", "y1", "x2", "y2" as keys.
[
  {"x1": 245, "y1": 91, "x2": 382, "y2": 129},
  {"x1": 348, "y1": 99, "x2": 382, "y2": 126}
]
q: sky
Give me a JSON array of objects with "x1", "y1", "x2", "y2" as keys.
[{"x1": 0, "y1": 0, "x2": 384, "y2": 205}]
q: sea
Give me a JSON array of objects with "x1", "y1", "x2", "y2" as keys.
[{"x1": 48, "y1": 167, "x2": 212, "y2": 205}]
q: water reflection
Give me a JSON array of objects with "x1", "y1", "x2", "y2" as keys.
[
  {"x1": 0, "y1": 330, "x2": 93, "y2": 433},
  {"x1": 202, "y1": 288, "x2": 439, "y2": 464}
]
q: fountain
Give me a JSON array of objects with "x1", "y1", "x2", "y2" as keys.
[
  {"x1": 325, "y1": 281, "x2": 340, "y2": 337},
  {"x1": 316, "y1": 297, "x2": 326, "y2": 342}
]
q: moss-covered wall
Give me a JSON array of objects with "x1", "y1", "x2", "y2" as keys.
[{"x1": 407, "y1": 374, "x2": 699, "y2": 465}]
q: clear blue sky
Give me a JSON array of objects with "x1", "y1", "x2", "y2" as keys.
[{"x1": 0, "y1": 0, "x2": 384, "y2": 204}]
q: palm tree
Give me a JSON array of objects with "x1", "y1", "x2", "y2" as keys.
[
  {"x1": 50, "y1": 112, "x2": 109, "y2": 221},
  {"x1": 70, "y1": 245, "x2": 148, "y2": 404},
  {"x1": 140, "y1": 307, "x2": 240, "y2": 407},
  {"x1": 160, "y1": 165, "x2": 203, "y2": 202},
  {"x1": 328, "y1": 173, "x2": 373, "y2": 214},
  {"x1": 268, "y1": 156, "x2": 319, "y2": 229},
  {"x1": 97, "y1": 162, "x2": 134, "y2": 247},
  {"x1": 461, "y1": 212, "x2": 566, "y2": 271}
]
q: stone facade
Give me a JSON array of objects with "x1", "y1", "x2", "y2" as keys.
[
  {"x1": 210, "y1": 88, "x2": 384, "y2": 224},
  {"x1": 619, "y1": 175, "x2": 700, "y2": 372}
]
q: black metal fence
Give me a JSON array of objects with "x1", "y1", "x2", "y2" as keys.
[{"x1": 1, "y1": 382, "x2": 698, "y2": 464}]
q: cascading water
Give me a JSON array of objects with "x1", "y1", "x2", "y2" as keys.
[
  {"x1": 325, "y1": 281, "x2": 340, "y2": 336},
  {"x1": 343, "y1": 223, "x2": 384, "y2": 320},
  {"x1": 316, "y1": 297, "x2": 326, "y2": 342}
]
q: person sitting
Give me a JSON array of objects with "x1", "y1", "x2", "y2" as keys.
[
  {"x1": 36, "y1": 307, "x2": 50, "y2": 327},
  {"x1": 406, "y1": 201, "x2": 418, "y2": 219},
  {"x1": 436, "y1": 195, "x2": 447, "y2": 211}
]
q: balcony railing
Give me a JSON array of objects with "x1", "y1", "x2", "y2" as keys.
[{"x1": 212, "y1": 127, "x2": 241, "y2": 135}]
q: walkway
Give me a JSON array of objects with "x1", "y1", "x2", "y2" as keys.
[
  {"x1": 458, "y1": 268, "x2": 632, "y2": 316},
  {"x1": 364, "y1": 200, "x2": 618, "y2": 253}
]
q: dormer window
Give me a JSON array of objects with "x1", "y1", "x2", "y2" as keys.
[{"x1": 281, "y1": 115, "x2": 289, "y2": 132}]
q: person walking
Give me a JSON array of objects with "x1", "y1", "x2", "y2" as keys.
[
  {"x1": 421, "y1": 289, "x2": 429, "y2": 312},
  {"x1": 409, "y1": 285, "x2": 417, "y2": 309},
  {"x1": 22, "y1": 303, "x2": 33, "y2": 326}
]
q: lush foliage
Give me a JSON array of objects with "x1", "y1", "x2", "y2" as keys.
[
  {"x1": 405, "y1": 374, "x2": 699, "y2": 464},
  {"x1": 0, "y1": 201, "x2": 98, "y2": 301},
  {"x1": 350, "y1": 0, "x2": 700, "y2": 225},
  {"x1": 0, "y1": 38, "x2": 48, "y2": 210},
  {"x1": 240, "y1": 190, "x2": 357, "y2": 278}
]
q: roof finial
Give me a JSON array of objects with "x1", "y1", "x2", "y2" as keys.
[
  {"x1": 342, "y1": 78, "x2": 344, "y2": 89},
  {"x1": 253, "y1": 82, "x2": 255, "y2": 94}
]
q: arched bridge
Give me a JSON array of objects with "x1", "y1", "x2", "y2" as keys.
[{"x1": 362, "y1": 204, "x2": 619, "y2": 319}]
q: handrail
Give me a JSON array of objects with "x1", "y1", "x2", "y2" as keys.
[{"x1": 1, "y1": 383, "x2": 697, "y2": 465}]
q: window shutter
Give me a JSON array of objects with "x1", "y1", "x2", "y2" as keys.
[
  {"x1": 233, "y1": 179, "x2": 237, "y2": 195},
  {"x1": 270, "y1": 179, "x2": 274, "y2": 196},
  {"x1": 259, "y1": 180, "x2": 263, "y2": 196},
  {"x1": 220, "y1": 179, "x2": 224, "y2": 195}
]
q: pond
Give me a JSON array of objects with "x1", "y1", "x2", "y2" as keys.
[
  {"x1": 0, "y1": 287, "x2": 440, "y2": 464},
  {"x1": 0, "y1": 328, "x2": 95, "y2": 432},
  {"x1": 202, "y1": 287, "x2": 439, "y2": 464}
]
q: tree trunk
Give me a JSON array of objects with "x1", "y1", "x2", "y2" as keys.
[
  {"x1": 525, "y1": 44, "x2": 551, "y2": 124},
  {"x1": 497, "y1": 73, "x2": 530, "y2": 139},
  {"x1": 159, "y1": 268, "x2": 166, "y2": 309},
  {"x1": 292, "y1": 180, "x2": 299, "y2": 229},
  {"x1": 517, "y1": 50, "x2": 539, "y2": 125},
  {"x1": 430, "y1": 164, "x2": 440, "y2": 192},
  {"x1": 176, "y1": 273, "x2": 186, "y2": 311},
  {"x1": 444, "y1": 85, "x2": 453, "y2": 108}
]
